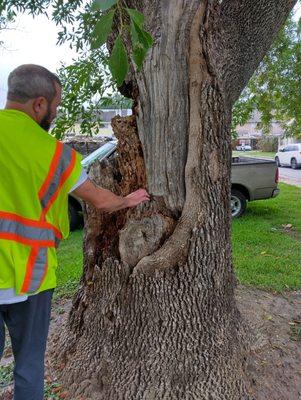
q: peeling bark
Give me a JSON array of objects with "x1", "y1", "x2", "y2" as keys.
[{"x1": 52, "y1": 1, "x2": 296, "y2": 398}]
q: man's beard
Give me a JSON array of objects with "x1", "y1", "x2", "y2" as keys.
[{"x1": 39, "y1": 104, "x2": 52, "y2": 132}]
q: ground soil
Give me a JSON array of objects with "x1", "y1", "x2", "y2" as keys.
[
  {"x1": 1, "y1": 285, "x2": 300, "y2": 399},
  {"x1": 240, "y1": 286, "x2": 301, "y2": 400}
]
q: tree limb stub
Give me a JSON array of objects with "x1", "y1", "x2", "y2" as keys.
[{"x1": 218, "y1": 0, "x2": 298, "y2": 105}]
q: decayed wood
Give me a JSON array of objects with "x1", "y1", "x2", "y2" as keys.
[{"x1": 112, "y1": 115, "x2": 147, "y2": 195}]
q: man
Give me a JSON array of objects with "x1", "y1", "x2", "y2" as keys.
[{"x1": 0, "y1": 64, "x2": 149, "y2": 400}]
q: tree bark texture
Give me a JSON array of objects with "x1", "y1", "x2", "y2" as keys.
[{"x1": 53, "y1": 1, "x2": 297, "y2": 399}]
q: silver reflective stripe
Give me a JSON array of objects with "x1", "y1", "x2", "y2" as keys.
[
  {"x1": 40, "y1": 145, "x2": 73, "y2": 209},
  {"x1": 27, "y1": 247, "x2": 48, "y2": 293},
  {"x1": 0, "y1": 218, "x2": 55, "y2": 243}
]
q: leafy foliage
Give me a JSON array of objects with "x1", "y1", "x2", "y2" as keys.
[
  {"x1": 0, "y1": 3, "x2": 16, "y2": 46},
  {"x1": 130, "y1": 18, "x2": 153, "y2": 70},
  {"x1": 89, "y1": 1, "x2": 153, "y2": 82},
  {"x1": 257, "y1": 137, "x2": 278, "y2": 152},
  {"x1": 92, "y1": 0, "x2": 117, "y2": 12},
  {"x1": 108, "y1": 34, "x2": 129, "y2": 85},
  {"x1": 0, "y1": 0, "x2": 153, "y2": 138},
  {"x1": 231, "y1": 93, "x2": 255, "y2": 139},
  {"x1": 1, "y1": 1, "x2": 299, "y2": 141},
  {"x1": 91, "y1": 10, "x2": 115, "y2": 49},
  {"x1": 52, "y1": 50, "x2": 113, "y2": 139},
  {"x1": 100, "y1": 92, "x2": 132, "y2": 109},
  {"x1": 233, "y1": 12, "x2": 301, "y2": 138}
]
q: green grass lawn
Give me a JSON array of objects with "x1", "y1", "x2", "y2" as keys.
[
  {"x1": 56, "y1": 229, "x2": 83, "y2": 298},
  {"x1": 233, "y1": 150, "x2": 275, "y2": 159},
  {"x1": 233, "y1": 183, "x2": 301, "y2": 291},
  {"x1": 56, "y1": 183, "x2": 301, "y2": 296}
]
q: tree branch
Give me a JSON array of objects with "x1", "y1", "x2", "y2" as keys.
[{"x1": 217, "y1": 0, "x2": 297, "y2": 105}]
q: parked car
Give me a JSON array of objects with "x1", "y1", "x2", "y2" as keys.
[
  {"x1": 231, "y1": 156, "x2": 279, "y2": 217},
  {"x1": 275, "y1": 144, "x2": 301, "y2": 169},
  {"x1": 69, "y1": 144, "x2": 280, "y2": 227},
  {"x1": 236, "y1": 144, "x2": 252, "y2": 151},
  {"x1": 68, "y1": 140, "x2": 117, "y2": 230}
]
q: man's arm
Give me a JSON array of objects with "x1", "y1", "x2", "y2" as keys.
[{"x1": 72, "y1": 178, "x2": 150, "y2": 212}]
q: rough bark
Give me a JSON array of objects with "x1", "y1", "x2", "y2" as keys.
[
  {"x1": 218, "y1": 0, "x2": 298, "y2": 104},
  {"x1": 52, "y1": 1, "x2": 297, "y2": 398}
]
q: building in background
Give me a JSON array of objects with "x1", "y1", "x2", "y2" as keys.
[
  {"x1": 234, "y1": 111, "x2": 300, "y2": 150},
  {"x1": 68, "y1": 107, "x2": 132, "y2": 137}
]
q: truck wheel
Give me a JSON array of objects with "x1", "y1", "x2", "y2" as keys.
[
  {"x1": 231, "y1": 190, "x2": 247, "y2": 218},
  {"x1": 275, "y1": 156, "x2": 281, "y2": 167},
  {"x1": 68, "y1": 202, "x2": 82, "y2": 231},
  {"x1": 291, "y1": 158, "x2": 298, "y2": 169}
]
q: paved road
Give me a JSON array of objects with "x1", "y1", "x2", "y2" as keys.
[{"x1": 279, "y1": 167, "x2": 301, "y2": 187}]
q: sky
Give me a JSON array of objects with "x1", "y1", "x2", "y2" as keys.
[
  {"x1": 0, "y1": 4, "x2": 301, "y2": 108},
  {"x1": 0, "y1": 13, "x2": 77, "y2": 107}
]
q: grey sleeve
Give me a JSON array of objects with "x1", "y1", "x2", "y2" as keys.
[{"x1": 69, "y1": 168, "x2": 88, "y2": 193}]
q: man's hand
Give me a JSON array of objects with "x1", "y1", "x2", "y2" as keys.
[
  {"x1": 73, "y1": 179, "x2": 150, "y2": 212},
  {"x1": 124, "y1": 189, "x2": 150, "y2": 208}
]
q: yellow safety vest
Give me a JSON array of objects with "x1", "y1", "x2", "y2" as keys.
[{"x1": 0, "y1": 109, "x2": 82, "y2": 294}]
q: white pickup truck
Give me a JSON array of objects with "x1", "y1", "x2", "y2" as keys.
[{"x1": 68, "y1": 146, "x2": 280, "y2": 229}]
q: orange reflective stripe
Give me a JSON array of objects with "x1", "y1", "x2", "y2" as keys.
[
  {"x1": 18, "y1": 143, "x2": 77, "y2": 293},
  {"x1": 38, "y1": 141, "x2": 63, "y2": 200},
  {"x1": 41, "y1": 149, "x2": 77, "y2": 219},
  {"x1": 39, "y1": 144, "x2": 73, "y2": 213},
  {"x1": 22, "y1": 247, "x2": 48, "y2": 294},
  {"x1": 21, "y1": 247, "x2": 39, "y2": 294}
]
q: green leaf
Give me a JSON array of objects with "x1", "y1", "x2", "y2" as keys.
[
  {"x1": 132, "y1": 21, "x2": 153, "y2": 49},
  {"x1": 109, "y1": 35, "x2": 129, "y2": 86},
  {"x1": 91, "y1": 10, "x2": 115, "y2": 49},
  {"x1": 132, "y1": 44, "x2": 148, "y2": 71},
  {"x1": 126, "y1": 8, "x2": 145, "y2": 27},
  {"x1": 130, "y1": 21, "x2": 154, "y2": 70},
  {"x1": 91, "y1": 0, "x2": 117, "y2": 12},
  {"x1": 142, "y1": 30, "x2": 153, "y2": 48},
  {"x1": 130, "y1": 21, "x2": 139, "y2": 45}
]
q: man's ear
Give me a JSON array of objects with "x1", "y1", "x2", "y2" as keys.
[{"x1": 32, "y1": 97, "x2": 48, "y2": 115}]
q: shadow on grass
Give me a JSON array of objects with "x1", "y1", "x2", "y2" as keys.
[{"x1": 238, "y1": 204, "x2": 278, "y2": 219}]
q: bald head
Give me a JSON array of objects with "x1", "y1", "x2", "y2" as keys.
[{"x1": 5, "y1": 64, "x2": 62, "y2": 131}]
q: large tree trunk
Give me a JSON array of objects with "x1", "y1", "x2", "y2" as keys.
[{"x1": 53, "y1": 1, "x2": 296, "y2": 398}]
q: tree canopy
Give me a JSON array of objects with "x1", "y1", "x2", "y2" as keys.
[
  {"x1": 1, "y1": 1, "x2": 300, "y2": 139},
  {"x1": 233, "y1": 9, "x2": 301, "y2": 138}
]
